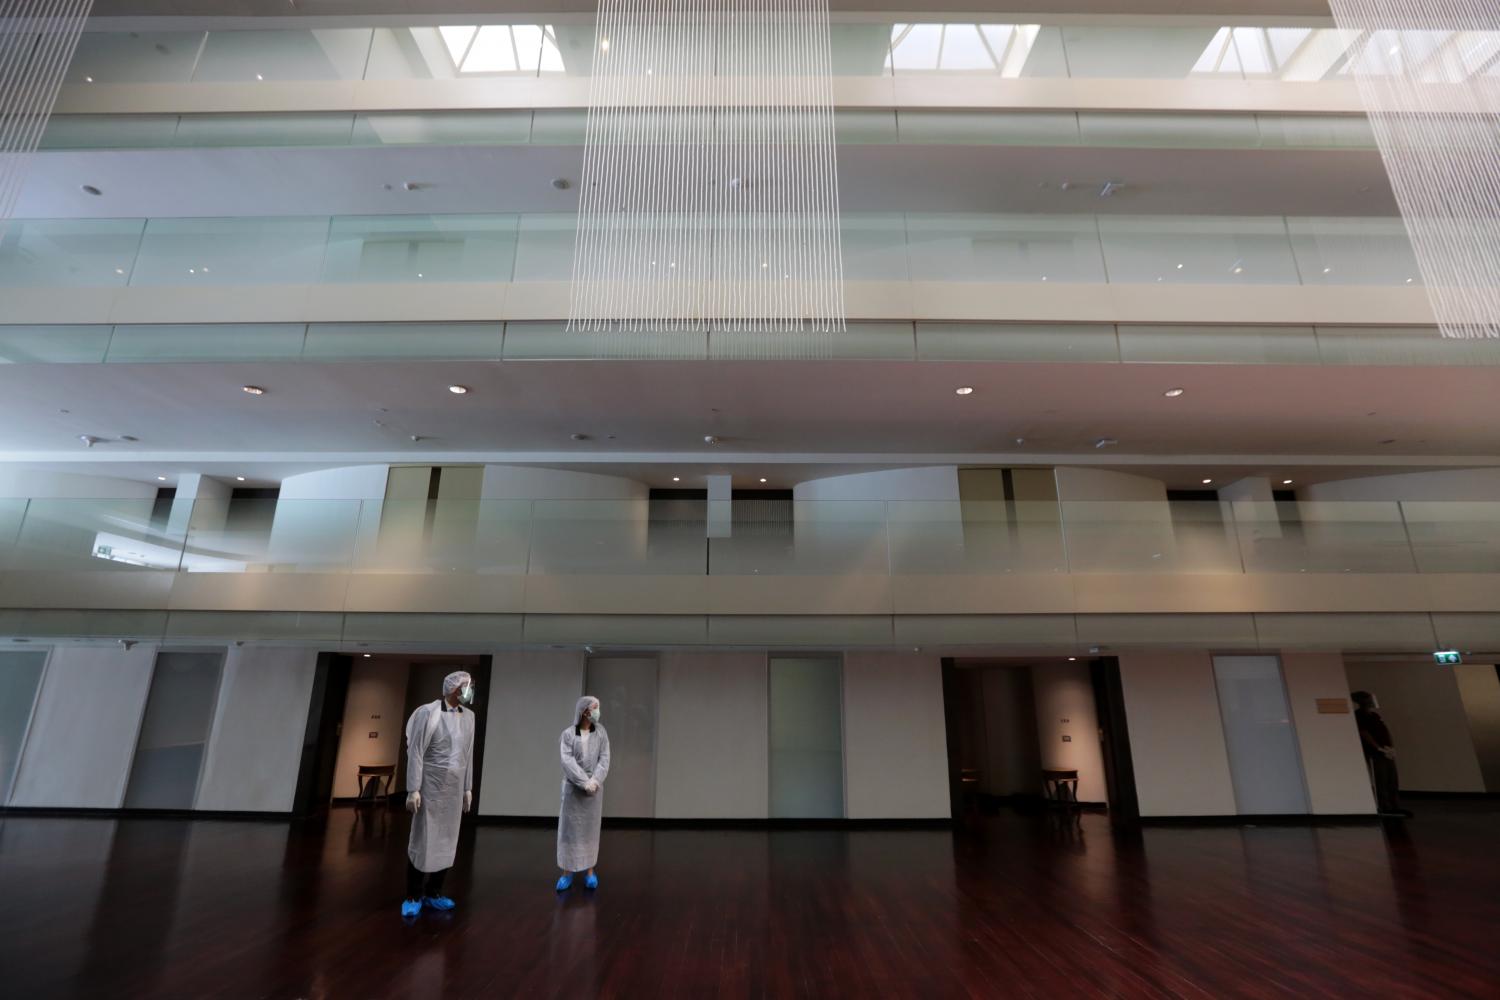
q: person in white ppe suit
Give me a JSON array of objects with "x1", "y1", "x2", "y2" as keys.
[
  {"x1": 556, "y1": 695, "x2": 609, "y2": 891},
  {"x1": 401, "y1": 670, "x2": 477, "y2": 918}
]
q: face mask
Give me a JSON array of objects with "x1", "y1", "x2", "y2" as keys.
[
  {"x1": 459, "y1": 683, "x2": 475, "y2": 706},
  {"x1": 589, "y1": 707, "x2": 601, "y2": 724}
]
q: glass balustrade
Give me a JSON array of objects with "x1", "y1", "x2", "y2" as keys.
[
  {"x1": 0, "y1": 213, "x2": 1427, "y2": 290},
  {"x1": 3, "y1": 500, "x2": 1497, "y2": 594},
  {"x1": 38, "y1": 109, "x2": 1383, "y2": 152},
  {"x1": 51, "y1": 19, "x2": 1500, "y2": 86}
]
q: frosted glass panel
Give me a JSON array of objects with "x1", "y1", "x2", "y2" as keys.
[
  {"x1": 1062, "y1": 26, "x2": 1231, "y2": 78},
  {"x1": 1212, "y1": 655, "x2": 1308, "y2": 815},
  {"x1": 192, "y1": 29, "x2": 373, "y2": 82},
  {"x1": 1097, "y1": 216, "x2": 1300, "y2": 285},
  {"x1": 0, "y1": 651, "x2": 46, "y2": 804},
  {"x1": 0, "y1": 220, "x2": 142, "y2": 288},
  {"x1": 174, "y1": 113, "x2": 355, "y2": 148},
  {"x1": 770, "y1": 656, "x2": 843, "y2": 818},
  {"x1": 65, "y1": 31, "x2": 204, "y2": 83},
  {"x1": 906, "y1": 214, "x2": 1105, "y2": 283},
  {"x1": 124, "y1": 650, "x2": 224, "y2": 810},
  {"x1": 105, "y1": 324, "x2": 306, "y2": 363},
  {"x1": 0, "y1": 326, "x2": 112, "y2": 364},
  {"x1": 1287, "y1": 217, "x2": 1423, "y2": 286},
  {"x1": 584, "y1": 656, "x2": 657, "y2": 818},
  {"x1": 131, "y1": 218, "x2": 330, "y2": 286},
  {"x1": 321, "y1": 216, "x2": 518, "y2": 283}
]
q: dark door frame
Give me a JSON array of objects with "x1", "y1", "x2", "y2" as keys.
[{"x1": 1090, "y1": 656, "x2": 1140, "y2": 826}]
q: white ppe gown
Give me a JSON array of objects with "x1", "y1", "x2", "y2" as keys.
[
  {"x1": 557, "y1": 724, "x2": 610, "y2": 872},
  {"x1": 406, "y1": 700, "x2": 475, "y2": 873}
]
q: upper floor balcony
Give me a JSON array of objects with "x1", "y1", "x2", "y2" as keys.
[
  {"x1": 3, "y1": 495, "x2": 1498, "y2": 619},
  {"x1": 0, "y1": 211, "x2": 1440, "y2": 327},
  {"x1": 46, "y1": 15, "x2": 1500, "y2": 116}
]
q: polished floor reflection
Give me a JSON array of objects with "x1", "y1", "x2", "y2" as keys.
[{"x1": 1, "y1": 803, "x2": 1497, "y2": 998}]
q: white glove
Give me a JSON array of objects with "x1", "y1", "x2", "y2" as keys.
[
  {"x1": 463, "y1": 790, "x2": 472, "y2": 813},
  {"x1": 406, "y1": 791, "x2": 421, "y2": 813},
  {"x1": 585, "y1": 779, "x2": 599, "y2": 795}
]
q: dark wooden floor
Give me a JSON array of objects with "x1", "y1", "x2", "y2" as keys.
[{"x1": 2, "y1": 804, "x2": 1498, "y2": 999}]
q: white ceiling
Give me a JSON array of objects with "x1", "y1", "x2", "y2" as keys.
[
  {"x1": 18, "y1": 143, "x2": 1396, "y2": 220},
  {"x1": 1, "y1": 357, "x2": 1494, "y2": 489}
]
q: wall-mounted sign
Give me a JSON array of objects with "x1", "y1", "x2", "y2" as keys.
[
  {"x1": 1433, "y1": 650, "x2": 1463, "y2": 666},
  {"x1": 1315, "y1": 698, "x2": 1350, "y2": 714}
]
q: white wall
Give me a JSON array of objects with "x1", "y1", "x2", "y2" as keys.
[
  {"x1": 654, "y1": 652, "x2": 769, "y2": 819},
  {"x1": 1454, "y1": 664, "x2": 1500, "y2": 793},
  {"x1": 197, "y1": 645, "x2": 318, "y2": 812},
  {"x1": 794, "y1": 466, "x2": 959, "y2": 501},
  {"x1": 842, "y1": 652, "x2": 950, "y2": 819},
  {"x1": 1118, "y1": 651, "x2": 1237, "y2": 817},
  {"x1": 331, "y1": 658, "x2": 409, "y2": 799},
  {"x1": 1343, "y1": 660, "x2": 1486, "y2": 792},
  {"x1": 9, "y1": 644, "x2": 158, "y2": 808},
  {"x1": 481, "y1": 465, "x2": 647, "y2": 500},
  {"x1": 277, "y1": 465, "x2": 391, "y2": 500},
  {"x1": 479, "y1": 649, "x2": 585, "y2": 817},
  {"x1": 1030, "y1": 661, "x2": 1107, "y2": 804},
  {"x1": 1280, "y1": 653, "x2": 1375, "y2": 815},
  {"x1": 1300, "y1": 469, "x2": 1500, "y2": 502}
]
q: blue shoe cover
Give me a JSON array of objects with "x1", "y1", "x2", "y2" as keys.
[
  {"x1": 555, "y1": 874, "x2": 573, "y2": 891},
  {"x1": 423, "y1": 895, "x2": 456, "y2": 911},
  {"x1": 401, "y1": 899, "x2": 422, "y2": 918},
  {"x1": 585, "y1": 873, "x2": 599, "y2": 890}
]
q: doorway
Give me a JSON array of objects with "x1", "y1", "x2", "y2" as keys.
[
  {"x1": 295, "y1": 652, "x2": 490, "y2": 815},
  {"x1": 942, "y1": 656, "x2": 1137, "y2": 824}
]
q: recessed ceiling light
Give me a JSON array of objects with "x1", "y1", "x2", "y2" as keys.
[
  {"x1": 1176, "y1": 263, "x2": 1184, "y2": 269},
  {"x1": 255, "y1": 73, "x2": 264, "y2": 80},
  {"x1": 236, "y1": 476, "x2": 246, "y2": 482},
  {"x1": 363, "y1": 653, "x2": 371, "y2": 658},
  {"x1": 1202, "y1": 478, "x2": 1214, "y2": 485},
  {"x1": 551, "y1": 177, "x2": 571, "y2": 190},
  {"x1": 241, "y1": 385, "x2": 266, "y2": 396},
  {"x1": 448, "y1": 385, "x2": 469, "y2": 395},
  {"x1": 1094, "y1": 437, "x2": 1118, "y2": 449},
  {"x1": 1322, "y1": 267, "x2": 1332, "y2": 274},
  {"x1": 156, "y1": 476, "x2": 167, "y2": 481},
  {"x1": 84, "y1": 76, "x2": 94, "y2": 83},
  {"x1": 955, "y1": 386, "x2": 974, "y2": 396},
  {"x1": 1405, "y1": 277, "x2": 1414, "y2": 284},
  {"x1": 1232, "y1": 266, "x2": 1244, "y2": 274},
  {"x1": 1282, "y1": 479, "x2": 1294, "y2": 485},
  {"x1": 672, "y1": 476, "x2": 680, "y2": 482},
  {"x1": 759, "y1": 477, "x2": 768, "y2": 483},
  {"x1": 1163, "y1": 387, "x2": 1185, "y2": 398},
  {"x1": 1067, "y1": 657, "x2": 1077, "y2": 661},
  {"x1": 600, "y1": 38, "x2": 610, "y2": 51},
  {"x1": 81, "y1": 184, "x2": 101, "y2": 196}
]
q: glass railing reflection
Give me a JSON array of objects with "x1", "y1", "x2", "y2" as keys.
[
  {"x1": 53, "y1": 20, "x2": 1500, "y2": 86},
  {"x1": 0, "y1": 213, "x2": 1426, "y2": 290},
  {"x1": 5, "y1": 499, "x2": 1499, "y2": 594}
]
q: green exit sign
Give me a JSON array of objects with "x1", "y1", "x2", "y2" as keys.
[{"x1": 1433, "y1": 650, "x2": 1463, "y2": 666}]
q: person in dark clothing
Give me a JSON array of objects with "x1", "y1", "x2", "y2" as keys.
[{"x1": 1352, "y1": 690, "x2": 1412, "y2": 817}]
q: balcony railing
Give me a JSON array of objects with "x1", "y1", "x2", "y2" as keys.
[
  {"x1": 53, "y1": 19, "x2": 1500, "y2": 86},
  {"x1": 0, "y1": 212, "x2": 1423, "y2": 291},
  {"x1": 3, "y1": 498, "x2": 1498, "y2": 614}
]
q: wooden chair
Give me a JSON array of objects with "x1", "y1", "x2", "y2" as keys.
[
  {"x1": 355, "y1": 764, "x2": 396, "y2": 804},
  {"x1": 1041, "y1": 768, "x2": 1080, "y2": 807}
]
